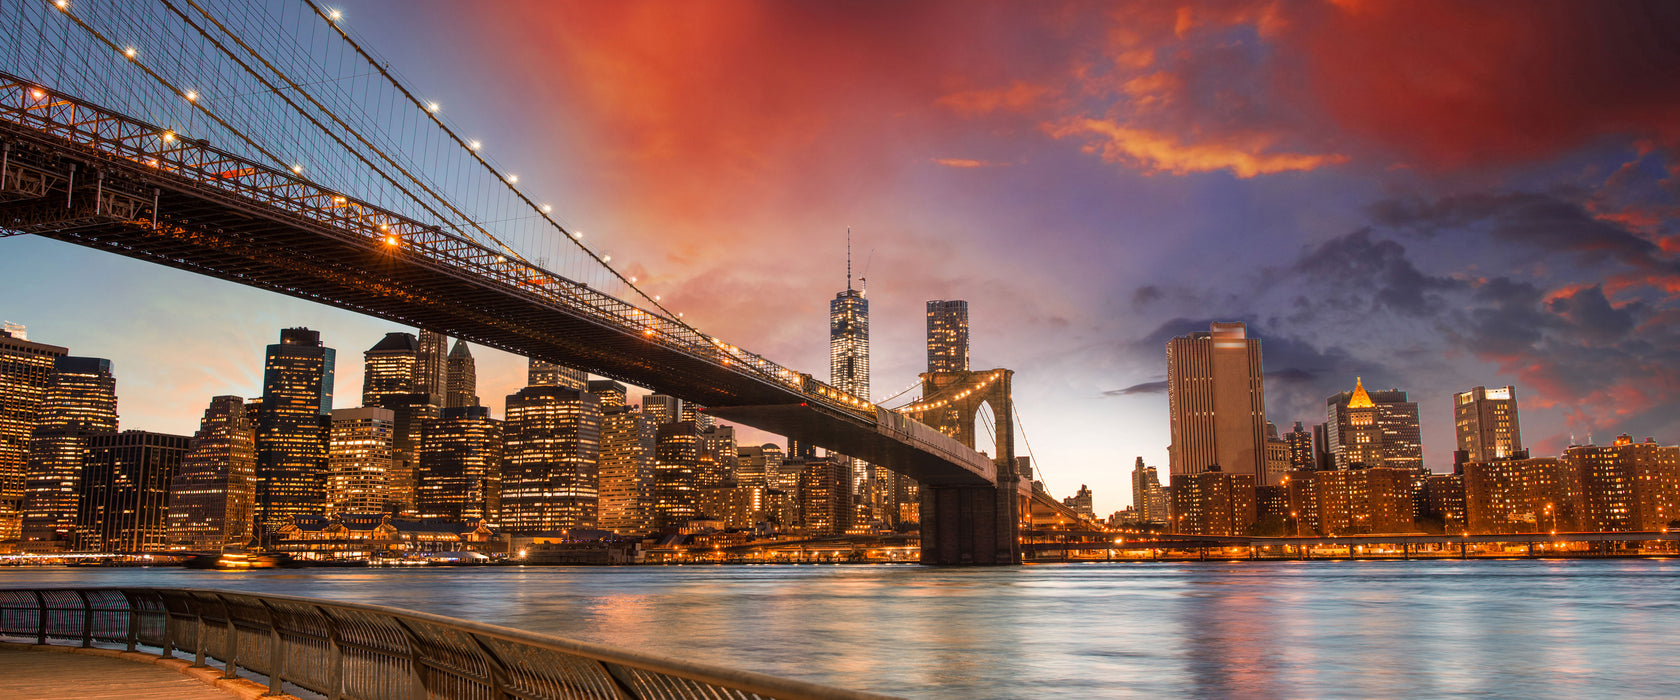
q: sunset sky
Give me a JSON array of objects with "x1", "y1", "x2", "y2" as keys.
[{"x1": 3, "y1": 1, "x2": 1678, "y2": 516}]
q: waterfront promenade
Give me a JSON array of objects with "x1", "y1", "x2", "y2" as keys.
[{"x1": 0, "y1": 643, "x2": 264, "y2": 700}]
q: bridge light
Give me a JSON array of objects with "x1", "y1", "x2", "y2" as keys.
[
  {"x1": 506, "y1": 174, "x2": 518, "y2": 183},
  {"x1": 184, "y1": 90, "x2": 197, "y2": 102},
  {"x1": 654, "y1": 295, "x2": 661, "y2": 301},
  {"x1": 379, "y1": 223, "x2": 388, "y2": 231},
  {"x1": 291, "y1": 164, "x2": 303, "y2": 174},
  {"x1": 124, "y1": 47, "x2": 137, "y2": 59},
  {"x1": 384, "y1": 235, "x2": 399, "y2": 246},
  {"x1": 572, "y1": 230, "x2": 583, "y2": 238},
  {"x1": 602, "y1": 255, "x2": 611, "y2": 262},
  {"x1": 29, "y1": 89, "x2": 44, "y2": 100},
  {"x1": 161, "y1": 131, "x2": 175, "y2": 143},
  {"x1": 541, "y1": 204, "x2": 552, "y2": 213},
  {"x1": 468, "y1": 140, "x2": 481, "y2": 151},
  {"x1": 643, "y1": 329, "x2": 654, "y2": 336},
  {"x1": 629, "y1": 276, "x2": 637, "y2": 283},
  {"x1": 54, "y1": 0, "x2": 69, "y2": 10},
  {"x1": 496, "y1": 255, "x2": 506, "y2": 263},
  {"x1": 328, "y1": 8, "x2": 342, "y2": 21}
]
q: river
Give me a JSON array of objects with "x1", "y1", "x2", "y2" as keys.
[{"x1": 3, "y1": 560, "x2": 1676, "y2": 699}]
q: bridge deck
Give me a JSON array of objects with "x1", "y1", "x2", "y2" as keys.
[{"x1": 0, "y1": 644, "x2": 247, "y2": 700}]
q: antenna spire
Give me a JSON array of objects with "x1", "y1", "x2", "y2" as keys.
[{"x1": 846, "y1": 226, "x2": 853, "y2": 291}]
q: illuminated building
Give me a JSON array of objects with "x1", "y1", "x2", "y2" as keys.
[
  {"x1": 653, "y1": 421, "x2": 703, "y2": 530},
  {"x1": 926, "y1": 299, "x2": 969, "y2": 373},
  {"x1": 528, "y1": 358, "x2": 586, "y2": 390},
  {"x1": 830, "y1": 259, "x2": 872, "y2": 521},
  {"x1": 700, "y1": 425, "x2": 737, "y2": 486},
  {"x1": 1324, "y1": 378, "x2": 1422, "y2": 471},
  {"x1": 797, "y1": 454, "x2": 850, "y2": 536},
  {"x1": 416, "y1": 329, "x2": 449, "y2": 408},
  {"x1": 1564, "y1": 435, "x2": 1680, "y2": 532},
  {"x1": 1131, "y1": 457, "x2": 1167, "y2": 525},
  {"x1": 372, "y1": 392, "x2": 435, "y2": 516},
  {"x1": 737, "y1": 444, "x2": 784, "y2": 488},
  {"x1": 502, "y1": 386, "x2": 601, "y2": 534},
  {"x1": 683, "y1": 401, "x2": 717, "y2": 431},
  {"x1": 1454, "y1": 386, "x2": 1521, "y2": 463},
  {"x1": 417, "y1": 406, "x2": 502, "y2": 522},
  {"x1": 1167, "y1": 322, "x2": 1268, "y2": 483},
  {"x1": 74, "y1": 431, "x2": 190, "y2": 552},
  {"x1": 1286, "y1": 467, "x2": 1417, "y2": 535},
  {"x1": 444, "y1": 340, "x2": 478, "y2": 409},
  {"x1": 1264, "y1": 421, "x2": 1290, "y2": 487},
  {"x1": 255, "y1": 327, "x2": 335, "y2": 533},
  {"x1": 361, "y1": 332, "x2": 418, "y2": 408},
  {"x1": 1419, "y1": 474, "x2": 1466, "y2": 532},
  {"x1": 1462, "y1": 456, "x2": 1575, "y2": 534},
  {"x1": 642, "y1": 394, "x2": 681, "y2": 425},
  {"x1": 1062, "y1": 484, "x2": 1095, "y2": 519},
  {"x1": 587, "y1": 380, "x2": 628, "y2": 409},
  {"x1": 1169, "y1": 467, "x2": 1255, "y2": 536},
  {"x1": 0, "y1": 326, "x2": 66, "y2": 540},
  {"x1": 164, "y1": 396, "x2": 256, "y2": 550},
  {"x1": 597, "y1": 404, "x2": 656, "y2": 535},
  {"x1": 1284, "y1": 422, "x2": 1315, "y2": 471},
  {"x1": 327, "y1": 407, "x2": 396, "y2": 515},
  {"x1": 697, "y1": 485, "x2": 759, "y2": 530},
  {"x1": 20, "y1": 356, "x2": 118, "y2": 551}
]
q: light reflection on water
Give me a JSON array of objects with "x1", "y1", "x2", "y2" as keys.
[{"x1": 3, "y1": 560, "x2": 1678, "y2": 699}]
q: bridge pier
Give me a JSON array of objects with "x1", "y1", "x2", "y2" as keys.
[{"x1": 919, "y1": 481, "x2": 1021, "y2": 565}]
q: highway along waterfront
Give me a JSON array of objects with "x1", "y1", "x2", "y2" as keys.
[{"x1": 5, "y1": 560, "x2": 1680, "y2": 699}]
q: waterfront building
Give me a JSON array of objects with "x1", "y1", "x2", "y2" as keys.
[
  {"x1": 1131, "y1": 457, "x2": 1167, "y2": 525},
  {"x1": 697, "y1": 485, "x2": 759, "y2": 530},
  {"x1": 1284, "y1": 422, "x2": 1315, "y2": 471},
  {"x1": 164, "y1": 396, "x2": 256, "y2": 550},
  {"x1": 528, "y1": 359, "x2": 587, "y2": 390},
  {"x1": 1563, "y1": 435, "x2": 1680, "y2": 532},
  {"x1": 1462, "y1": 456, "x2": 1575, "y2": 535},
  {"x1": 1323, "y1": 379, "x2": 1423, "y2": 471},
  {"x1": 1170, "y1": 467, "x2": 1255, "y2": 536},
  {"x1": 1419, "y1": 473, "x2": 1466, "y2": 533},
  {"x1": 416, "y1": 406, "x2": 502, "y2": 523},
  {"x1": 1454, "y1": 386, "x2": 1521, "y2": 463},
  {"x1": 1063, "y1": 484, "x2": 1095, "y2": 519},
  {"x1": 361, "y1": 333, "x2": 419, "y2": 408},
  {"x1": 1166, "y1": 322, "x2": 1268, "y2": 483},
  {"x1": 653, "y1": 421, "x2": 703, "y2": 530},
  {"x1": 501, "y1": 386, "x2": 601, "y2": 534},
  {"x1": 326, "y1": 407, "x2": 397, "y2": 516},
  {"x1": 74, "y1": 431, "x2": 190, "y2": 552},
  {"x1": 255, "y1": 327, "x2": 335, "y2": 533},
  {"x1": 1286, "y1": 467, "x2": 1417, "y2": 535},
  {"x1": 444, "y1": 340, "x2": 478, "y2": 409},
  {"x1": 597, "y1": 404, "x2": 656, "y2": 535},
  {"x1": 641, "y1": 394, "x2": 681, "y2": 425},
  {"x1": 416, "y1": 329, "x2": 449, "y2": 409},
  {"x1": 20, "y1": 356, "x2": 118, "y2": 551},
  {"x1": 926, "y1": 299, "x2": 970, "y2": 373},
  {"x1": 0, "y1": 327, "x2": 67, "y2": 540},
  {"x1": 797, "y1": 454, "x2": 850, "y2": 536}
]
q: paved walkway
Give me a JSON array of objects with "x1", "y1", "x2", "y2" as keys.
[{"x1": 0, "y1": 643, "x2": 252, "y2": 699}]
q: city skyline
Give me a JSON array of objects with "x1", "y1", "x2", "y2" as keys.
[{"x1": 5, "y1": 2, "x2": 1680, "y2": 518}]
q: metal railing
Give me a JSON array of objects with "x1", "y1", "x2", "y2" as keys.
[{"x1": 0, "y1": 587, "x2": 898, "y2": 700}]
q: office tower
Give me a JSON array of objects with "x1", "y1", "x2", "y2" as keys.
[
  {"x1": 1312, "y1": 423, "x2": 1333, "y2": 470},
  {"x1": 1131, "y1": 457, "x2": 1167, "y2": 525},
  {"x1": 642, "y1": 394, "x2": 681, "y2": 425},
  {"x1": 597, "y1": 405, "x2": 656, "y2": 535},
  {"x1": 830, "y1": 251, "x2": 872, "y2": 520},
  {"x1": 1284, "y1": 422, "x2": 1315, "y2": 471},
  {"x1": 255, "y1": 327, "x2": 335, "y2": 532},
  {"x1": 528, "y1": 358, "x2": 587, "y2": 390},
  {"x1": 1264, "y1": 421, "x2": 1290, "y2": 487},
  {"x1": 1170, "y1": 468, "x2": 1256, "y2": 535},
  {"x1": 587, "y1": 380, "x2": 628, "y2": 409},
  {"x1": 165, "y1": 396, "x2": 257, "y2": 550},
  {"x1": 653, "y1": 421, "x2": 703, "y2": 530},
  {"x1": 444, "y1": 340, "x2": 479, "y2": 409},
  {"x1": 926, "y1": 300, "x2": 970, "y2": 373},
  {"x1": 373, "y1": 393, "x2": 435, "y2": 516},
  {"x1": 1062, "y1": 485, "x2": 1095, "y2": 519},
  {"x1": 1166, "y1": 322, "x2": 1267, "y2": 482},
  {"x1": 501, "y1": 386, "x2": 601, "y2": 534},
  {"x1": 417, "y1": 406, "x2": 503, "y2": 522},
  {"x1": 416, "y1": 329, "x2": 449, "y2": 408},
  {"x1": 683, "y1": 402, "x2": 717, "y2": 431},
  {"x1": 1462, "y1": 456, "x2": 1574, "y2": 534},
  {"x1": 361, "y1": 332, "x2": 419, "y2": 407},
  {"x1": 798, "y1": 455, "x2": 850, "y2": 536},
  {"x1": 327, "y1": 407, "x2": 397, "y2": 515},
  {"x1": 737, "y1": 444, "x2": 785, "y2": 488},
  {"x1": 1564, "y1": 435, "x2": 1680, "y2": 532},
  {"x1": 702, "y1": 424, "x2": 737, "y2": 484},
  {"x1": 21, "y1": 357, "x2": 118, "y2": 550},
  {"x1": 74, "y1": 431, "x2": 190, "y2": 552},
  {"x1": 1455, "y1": 386, "x2": 1522, "y2": 463},
  {"x1": 1324, "y1": 378, "x2": 1423, "y2": 471},
  {"x1": 0, "y1": 327, "x2": 67, "y2": 539}
]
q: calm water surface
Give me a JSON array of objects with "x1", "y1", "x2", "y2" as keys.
[{"x1": 2, "y1": 560, "x2": 1676, "y2": 699}]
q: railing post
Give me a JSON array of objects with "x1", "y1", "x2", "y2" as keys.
[
  {"x1": 315, "y1": 606, "x2": 342, "y2": 700},
  {"x1": 391, "y1": 617, "x2": 428, "y2": 700},
  {"x1": 126, "y1": 592, "x2": 139, "y2": 652},
  {"x1": 466, "y1": 632, "x2": 514, "y2": 700},
  {"x1": 33, "y1": 590, "x2": 46, "y2": 646},
  {"x1": 217, "y1": 594, "x2": 239, "y2": 680},
  {"x1": 193, "y1": 596, "x2": 208, "y2": 668},
  {"x1": 76, "y1": 590, "x2": 92, "y2": 647},
  {"x1": 160, "y1": 592, "x2": 175, "y2": 660},
  {"x1": 258, "y1": 599, "x2": 284, "y2": 696}
]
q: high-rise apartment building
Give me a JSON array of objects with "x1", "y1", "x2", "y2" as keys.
[
  {"x1": 1264, "y1": 421, "x2": 1290, "y2": 487},
  {"x1": 1287, "y1": 467, "x2": 1417, "y2": 535},
  {"x1": 501, "y1": 386, "x2": 601, "y2": 534},
  {"x1": 926, "y1": 300, "x2": 969, "y2": 373},
  {"x1": 1170, "y1": 468, "x2": 1256, "y2": 535},
  {"x1": 831, "y1": 271, "x2": 872, "y2": 520},
  {"x1": 165, "y1": 396, "x2": 256, "y2": 550},
  {"x1": 0, "y1": 327, "x2": 67, "y2": 539},
  {"x1": 21, "y1": 356, "x2": 118, "y2": 550},
  {"x1": 1130, "y1": 457, "x2": 1167, "y2": 525},
  {"x1": 416, "y1": 329, "x2": 449, "y2": 408},
  {"x1": 416, "y1": 406, "x2": 502, "y2": 522},
  {"x1": 597, "y1": 404, "x2": 656, "y2": 535},
  {"x1": 798, "y1": 455, "x2": 850, "y2": 536},
  {"x1": 737, "y1": 444, "x2": 785, "y2": 488},
  {"x1": 372, "y1": 392, "x2": 434, "y2": 516},
  {"x1": 700, "y1": 425, "x2": 737, "y2": 486},
  {"x1": 1564, "y1": 435, "x2": 1680, "y2": 532},
  {"x1": 361, "y1": 332, "x2": 419, "y2": 408},
  {"x1": 74, "y1": 431, "x2": 190, "y2": 552},
  {"x1": 327, "y1": 407, "x2": 397, "y2": 515},
  {"x1": 528, "y1": 359, "x2": 587, "y2": 390},
  {"x1": 1455, "y1": 386, "x2": 1521, "y2": 463},
  {"x1": 642, "y1": 394, "x2": 681, "y2": 425},
  {"x1": 255, "y1": 327, "x2": 335, "y2": 532},
  {"x1": 1325, "y1": 379, "x2": 1422, "y2": 471},
  {"x1": 1462, "y1": 456, "x2": 1574, "y2": 534},
  {"x1": 1166, "y1": 322, "x2": 1267, "y2": 482},
  {"x1": 1284, "y1": 422, "x2": 1315, "y2": 471},
  {"x1": 653, "y1": 421, "x2": 703, "y2": 530},
  {"x1": 444, "y1": 340, "x2": 478, "y2": 409}
]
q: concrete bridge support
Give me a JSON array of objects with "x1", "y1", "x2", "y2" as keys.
[{"x1": 920, "y1": 478, "x2": 1022, "y2": 565}]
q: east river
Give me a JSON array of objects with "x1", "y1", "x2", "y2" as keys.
[{"x1": 3, "y1": 560, "x2": 1678, "y2": 698}]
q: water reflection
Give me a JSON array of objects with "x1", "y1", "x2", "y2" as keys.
[{"x1": 4, "y1": 561, "x2": 1680, "y2": 698}]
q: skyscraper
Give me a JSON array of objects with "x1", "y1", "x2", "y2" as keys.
[
  {"x1": 1130, "y1": 457, "x2": 1167, "y2": 525},
  {"x1": 0, "y1": 327, "x2": 67, "y2": 539},
  {"x1": 444, "y1": 340, "x2": 479, "y2": 409},
  {"x1": 1166, "y1": 322, "x2": 1267, "y2": 482},
  {"x1": 327, "y1": 407, "x2": 397, "y2": 515},
  {"x1": 830, "y1": 245, "x2": 872, "y2": 520},
  {"x1": 528, "y1": 359, "x2": 587, "y2": 390},
  {"x1": 653, "y1": 421, "x2": 703, "y2": 530},
  {"x1": 361, "y1": 332, "x2": 419, "y2": 408},
  {"x1": 597, "y1": 404, "x2": 656, "y2": 535},
  {"x1": 1564, "y1": 435, "x2": 1680, "y2": 532},
  {"x1": 416, "y1": 329, "x2": 449, "y2": 408},
  {"x1": 641, "y1": 394, "x2": 681, "y2": 425},
  {"x1": 21, "y1": 356, "x2": 118, "y2": 550},
  {"x1": 255, "y1": 327, "x2": 335, "y2": 532},
  {"x1": 417, "y1": 405, "x2": 502, "y2": 522},
  {"x1": 1325, "y1": 378, "x2": 1422, "y2": 471},
  {"x1": 587, "y1": 380, "x2": 628, "y2": 409},
  {"x1": 926, "y1": 300, "x2": 970, "y2": 373},
  {"x1": 165, "y1": 396, "x2": 256, "y2": 550},
  {"x1": 74, "y1": 431, "x2": 190, "y2": 552},
  {"x1": 1455, "y1": 386, "x2": 1522, "y2": 463},
  {"x1": 798, "y1": 455, "x2": 850, "y2": 536},
  {"x1": 1284, "y1": 422, "x2": 1315, "y2": 471},
  {"x1": 502, "y1": 386, "x2": 601, "y2": 534}
]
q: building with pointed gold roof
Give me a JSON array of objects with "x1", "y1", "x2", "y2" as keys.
[{"x1": 1324, "y1": 377, "x2": 1422, "y2": 471}]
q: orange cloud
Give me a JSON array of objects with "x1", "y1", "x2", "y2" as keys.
[
  {"x1": 934, "y1": 81, "x2": 1054, "y2": 117},
  {"x1": 1049, "y1": 119, "x2": 1347, "y2": 178},
  {"x1": 931, "y1": 158, "x2": 1009, "y2": 169}
]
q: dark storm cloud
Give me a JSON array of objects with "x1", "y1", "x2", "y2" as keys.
[
  {"x1": 1104, "y1": 380, "x2": 1167, "y2": 397},
  {"x1": 1131, "y1": 285, "x2": 1163, "y2": 308},
  {"x1": 1369, "y1": 192, "x2": 1680, "y2": 275},
  {"x1": 1289, "y1": 228, "x2": 1463, "y2": 316},
  {"x1": 1546, "y1": 284, "x2": 1640, "y2": 344}
]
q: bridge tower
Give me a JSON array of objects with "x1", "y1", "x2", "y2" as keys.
[{"x1": 915, "y1": 368, "x2": 1024, "y2": 564}]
